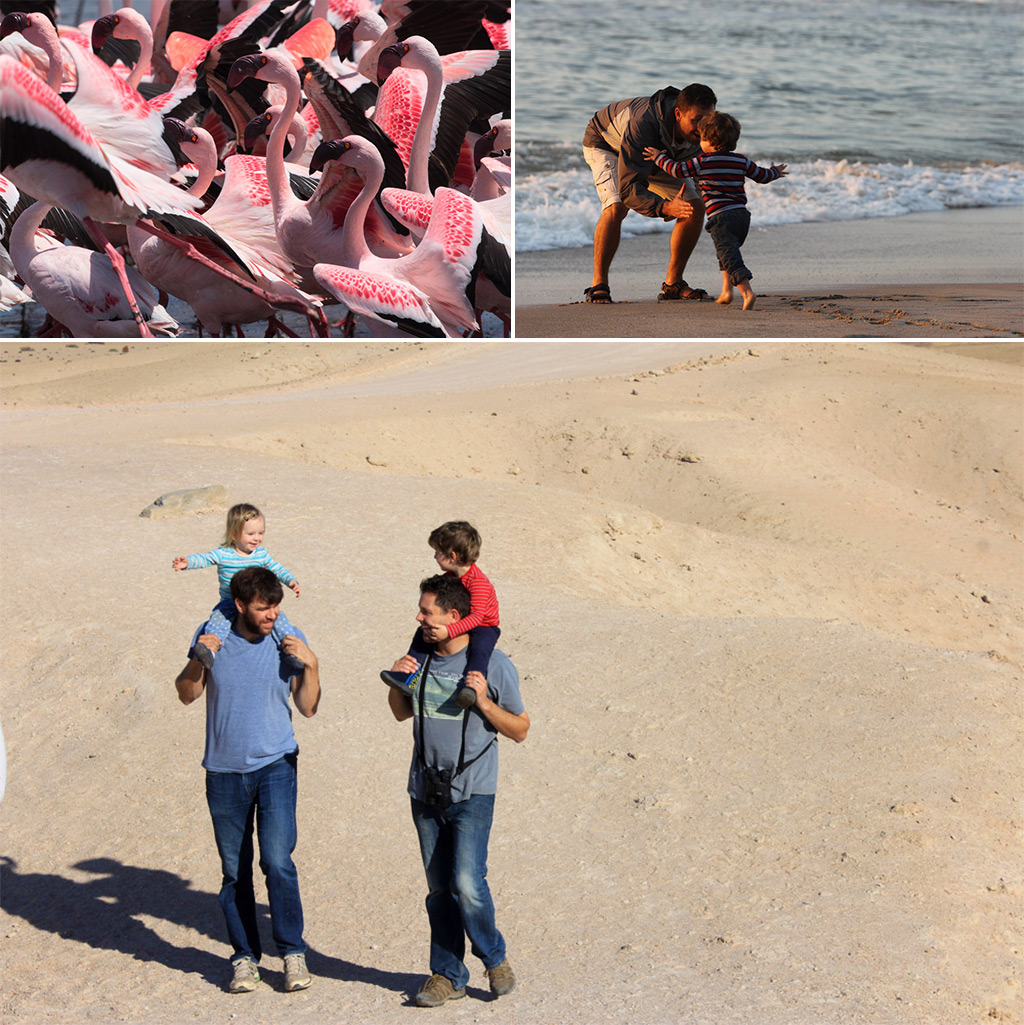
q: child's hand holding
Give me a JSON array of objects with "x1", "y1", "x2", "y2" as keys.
[
  {"x1": 289, "y1": 580, "x2": 301, "y2": 598},
  {"x1": 172, "y1": 556, "x2": 187, "y2": 570},
  {"x1": 643, "y1": 146, "x2": 662, "y2": 163}
]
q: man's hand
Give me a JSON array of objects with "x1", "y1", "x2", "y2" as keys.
[
  {"x1": 197, "y1": 634, "x2": 221, "y2": 655},
  {"x1": 288, "y1": 580, "x2": 301, "y2": 597},
  {"x1": 464, "y1": 670, "x2": 489, "y2": 708},
  {"x1": 172, "y1": 557, "x2": 187, "y2": 570},
  {"x1": 391, "y1": 654, "x2": 421, "y2": 676},
  {"x1": 661, "y1": 194, "x2": 694, "y2": 220},
  {"x1": 281, "y1": 634, "x2": 316, "y2": 668}
]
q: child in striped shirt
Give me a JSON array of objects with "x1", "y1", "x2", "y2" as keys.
[
  {"x1": 173, "y1": 502, "x2": 301, "y2": 669},
  {"x1": 645, "y1": 112, "x2": 787, "y2": 310},
  {"x1": 380, "y1": 520, "x2": 500, "y2": 710}
]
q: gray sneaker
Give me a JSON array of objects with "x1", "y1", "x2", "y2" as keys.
[
  {"x1": 485, "y1": 959, "x2": 516, "y2": 996},
  {"x1": 415, "y1": 973, "x2": 466, "y2": 1007},
  {"x1": 228, "y1": 956, "x2": 261, "y2": 993},
  {"x1": 283, "y1": 952, "x2": 312, "y2": 992}
]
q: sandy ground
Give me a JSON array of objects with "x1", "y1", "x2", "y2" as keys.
[
  {"x1": 1, "y1": 341, "x2": 1021, "y2": 1025},
  {"x1": 515, "y1": 208, "x2": 1024, "y2": 338}
]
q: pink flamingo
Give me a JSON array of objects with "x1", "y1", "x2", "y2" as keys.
[
  {"x1": 128, "y1": 119, "x2": 323, "y2": 337},
  {"x1": 9, "y1": 197, "x2": 177, "y2": 336},
  {"x1": 227, "y1": 48, "x2": 358, "y2": 285},
  {"x1": 310, "y1": 136, "x2": 482, "y2": 337}
]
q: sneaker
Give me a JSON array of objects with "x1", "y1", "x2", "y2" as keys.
[
  {"x1": 454, "y1": 685, "x2": 477, "y2": 709},
  {"x1": 228, "y1": 956, "x2": 261, "y2": 993},
  {"x1": 414, "y1": 973, "x2": 466, "y2": 1007},
  {"x1": 485, "y1": 959, "x2": 516, "y2": 996},
  {"x1": 283, "y1": 952, "x2": 312, "y2": 991},
  {"x1": 194, "y1": 642, "x2": 215, "y2": 670},
  {"x1": 380, "y1": 669, "x2": 416, "y2": 694}
]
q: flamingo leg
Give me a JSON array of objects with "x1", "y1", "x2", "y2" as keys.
[
  {"x1": 133, "y1": 220, "x2": 328, "y2": 335},
  {"x1": 81, "y1": 216, "x2": 155, "y2": 338}
]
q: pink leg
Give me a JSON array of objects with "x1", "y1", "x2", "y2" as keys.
[{"x1": 82, "y1": 216, "x2": 154, "y2": 338}]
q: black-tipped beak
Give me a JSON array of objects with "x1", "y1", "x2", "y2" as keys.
[
  {"x1": 228, "y1": 53, "x2": 266, "y2": 90},
  {"x1": 309, "y1": 138, "x2": 350, "y2": 175},
  {"x1": 0, "y1": 12, "x2": 29, "y2": 40},
  {"x1": 243, "y1": 112, "x2": 273, "y2": 153},
  {"x1": 335, "y1": 19, "x2": 356, "y2": 60},
  {"x1": 473, "y1": 128, "x2": 499, "y2": 170},
  {"x1": 377, "y1": 43, "x2": 405, "y2": 85},
  {"x1": 91, "y1": 13, "x2": 116, "y2": 53}
]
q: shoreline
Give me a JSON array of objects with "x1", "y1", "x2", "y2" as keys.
[{"x1": 514, "y1": 207, "x2": 1024, "y2": 338}]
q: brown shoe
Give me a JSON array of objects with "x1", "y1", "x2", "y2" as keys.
[
  {"x1": 415, "y1": 973, "x2": 466, "y2": 1007},
  {"x1": 485, "y1": 959, "x2": 516, "y2": 996}
]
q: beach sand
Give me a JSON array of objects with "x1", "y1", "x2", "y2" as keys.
[
  {"x1": 515, "y1": 208, "x2": 1024, "y2": 338},
  {"x1": 1, "y1": 341, "x2": 1021, "y2": 1025}
]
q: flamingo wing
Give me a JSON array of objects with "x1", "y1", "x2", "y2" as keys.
[{"x1": 313, "y1": 261, "x2": 446, "y2": 337}]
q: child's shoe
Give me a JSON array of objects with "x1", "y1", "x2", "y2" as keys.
[
  {"x1": 194, "y1": 642, "x2": 216, "y2": 670},
  {"x1": 380, "y1": 669, "x2": 417, "y2": 695}
]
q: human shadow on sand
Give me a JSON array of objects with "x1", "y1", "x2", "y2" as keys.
[{"x1": 1, "y1": 856, "x2": 425, "y2": 996}]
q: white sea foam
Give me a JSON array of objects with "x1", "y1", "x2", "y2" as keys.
[{"x1": 514, "y1": 158, "x2": 1024, "y2": 252}]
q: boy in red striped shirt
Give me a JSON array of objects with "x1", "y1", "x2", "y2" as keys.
[
  {"x1": 645, "y1": 112, "x2": 788, "y2": 310},
  {"x1": 381, "y1": 521, "x2": 500, "y2": 710}
]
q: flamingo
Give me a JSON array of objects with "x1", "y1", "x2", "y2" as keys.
[
  {"x1": 226, "y1": 48, "x2": 360, "y2": 285},
  {"x1": 310, "y1": 135, "x2": 482, "y2": 337},
  {"x1": 128, "y1": 118, "x2": 323, "y2": 337},
  {"x1": 0, "y1": 173, "x2": 33, "y2": 312},
  {"x1": 8, "y1": 197, "x2": 177, "y2": 336},
  {"x1": 0, "y1": 53, "x2": 209, "y2": 335},
  {"x1": 374, "y1": 35, "x2": 510, "y2": 195}
]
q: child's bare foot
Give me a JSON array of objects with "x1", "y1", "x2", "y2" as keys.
[
  {"x1": 716, "y1": 292, "x2": 733, "y2": 305},
  {"x1": 742, "y1": 293, "x2": 756, "y2": 310},
  {"x1": 736, "y1": 278, "x2": 755, "y2": 310}
]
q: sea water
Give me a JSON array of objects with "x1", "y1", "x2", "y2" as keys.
[{"x1": 515, "y1": 0, "x2": 1024, "y2": 252}]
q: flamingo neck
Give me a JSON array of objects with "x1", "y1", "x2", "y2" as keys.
[
  {"x1": 406, "y1": 53, "x2": 443, "y2": 195},
  {"x1": 31, "y1": 19, "x2": 63, "y2": 92},
  {"x1": 11, "y1": 200, "x2": 53, "y2": 258},
  {"x1": 187, "y1": 135, "x2": 218, "y2": 198},
  {"x1": 266, "y1": 64, "x2": 303, "y2": 215},
  {"x1": 340, "y1": 163, "x2": 382, "y2": 266},
  {"x1": 125, "y1": 20, "x2": 153, "y2": 90}
]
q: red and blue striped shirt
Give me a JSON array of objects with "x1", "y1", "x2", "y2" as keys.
[{"x1": 653, "y1": 151, "x2": 783, "y2": 218}]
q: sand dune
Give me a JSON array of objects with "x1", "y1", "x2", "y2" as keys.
[{"x1": 1, "y1": 341, "x2": 1020, "y2": 1025}]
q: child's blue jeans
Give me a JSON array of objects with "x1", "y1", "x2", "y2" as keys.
[{"x1": 707, "y1": 207, "x2": 753, "y2": 285}]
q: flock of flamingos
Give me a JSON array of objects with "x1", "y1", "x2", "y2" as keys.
[{"x1": 0, "y1": 0, "x2": 511, "y2": 337}]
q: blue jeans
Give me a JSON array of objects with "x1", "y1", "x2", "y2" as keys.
[
  {"x1": 205, "y1": 753, "x2": 305, "y2": 962},
  {"x1": 706, "y1": 207, "x2": 753, "y2": 285},
  {"x1": 411, "y1": 794, "x2": 506, "y2": 989}
]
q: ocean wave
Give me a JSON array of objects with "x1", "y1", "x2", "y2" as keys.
[{"x1": 514, "y1": 157, "x2": 1024, "y2": 252}]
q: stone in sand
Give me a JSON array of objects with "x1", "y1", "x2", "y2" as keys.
[{"x1": 139, "y1": 485, "x2": 227, "y2": 519}]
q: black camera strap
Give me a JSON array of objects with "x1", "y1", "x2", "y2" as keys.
[{"x1": 416, "y1": 649, "x2": 496, "y2": 777}]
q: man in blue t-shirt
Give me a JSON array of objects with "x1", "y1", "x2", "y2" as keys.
[
  {"x1": 386, "y1": 573, "x2": 530, "y2": 1008},
  {"x1": 175, "y1": 566, "x2": 321, "y2": 995}
]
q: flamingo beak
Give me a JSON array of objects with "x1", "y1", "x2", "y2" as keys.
[
  {"x1": 242, "y1": 112, "x2": 271, "y2": 153},
  {"x1": 91, "y1": 14, "x2": 116, "y2": 52},
  {"x1": 376, "y1": 44, "x2": 403, "y2": 85},
  {"x1": 335, "y1": 20, "x2": 356, "y2": 60},
  {"x1": 228, "y1": 53, "x2": 265, "y2": 90},
  {"x1": 0, "y1": 13, "x2": 29, "y2": 40},
  {"x1": 309, "y1": 139, "x2": 350, "y2": 175}
]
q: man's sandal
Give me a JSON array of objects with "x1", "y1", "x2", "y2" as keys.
[
  {"x1": 657, "y1": 280, "x2": 709, "y2": 301},
  {"x1": 583, "y1": 283, "x2": 613, "y2": 303}
]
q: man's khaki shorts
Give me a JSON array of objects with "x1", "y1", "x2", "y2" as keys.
[{"x1": 583, "y1": 145, "x2": 699, "y2": 212}]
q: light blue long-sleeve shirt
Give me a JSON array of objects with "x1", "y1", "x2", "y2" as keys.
[{"x1": 184, "y1": 545, "x2": 297, "y2": 602}]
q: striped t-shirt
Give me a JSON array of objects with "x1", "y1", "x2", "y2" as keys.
[
  {"x1": 184, "y1": 545, "x2": 297, "y2": 602},
  {"x1": 445, "y1": 563, "x2": 500, "y2": 637},
  {"x1": 653, "y1": 150, "x2": 783, "y2": 218}
]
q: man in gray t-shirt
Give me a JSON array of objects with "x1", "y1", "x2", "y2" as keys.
[{"x1": 387, "y1": 573, "x2": 529, "y2": 1008}]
